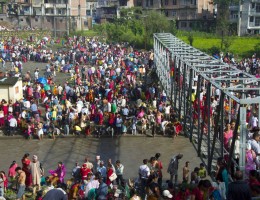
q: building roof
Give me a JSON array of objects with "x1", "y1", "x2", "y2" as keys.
[{"x1": 0, "y1": 77, "x2": 19, "y2": 86}]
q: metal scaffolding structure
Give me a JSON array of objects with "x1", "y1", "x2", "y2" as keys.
[{"x1": 154, "y1": 33, "x2": 260, "y2": 176}]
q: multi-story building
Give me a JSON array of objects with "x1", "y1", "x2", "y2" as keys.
[
  {"x1": 5, "y1": 0, "x2": 89, "y2": 36},
  {"x1": 141, "y1": 0, "x2": 214, "y2": 30},
  {"x1": 3, "y1": 0, "x2": 135, "y2": 35},
  {"x1": 95, "y1": 0, "x2": 134, "y2": 22},
  {"x1": 238, "y1": 0, "x2": 260, "y2": 35}
]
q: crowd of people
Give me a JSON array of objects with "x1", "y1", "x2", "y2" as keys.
[
  {"x1": 0, "y1": 32, "x2": 259, "y2": 200},
  {"x1": 0, "y1": 151, "x2": 259, "y2": 199},
  {"x1": 0, "y1": 35, "x2": 184, "y2": 140}
]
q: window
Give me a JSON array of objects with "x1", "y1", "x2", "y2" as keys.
[
  {"x1": 86, "y1": 10, "x2": 91, "y2": 16},
  {"x1": 173, "y1": 0, "x2": 177, "y2": 5},
  {"x1": 255, "y1": 17, "x2": 260, "y2": 26},
  {"x1": 165, "y1": 10, "x2": 169, "y2": 16},
  {"x1": 35, "y1": 18, "x2": 38, "y2": 22},
  {"x1": 181, "y1": 21, "x2": 187, "y2": 27},
  {"x1": 172, "y1": 10, "x2": 176, "y2": 16},
  {"x1": 150, "y1": 0, "x2": 153, "y2": 6},
  {"x1": 252, "y1": 3, "x2": 255, "y2": 9},
  {"x1": 146, "y1": 0, "x2": 149, "y2": 6},
  {"x1": 256, "y1": 3, "x2": 260, "y2": 12},
  {"x1": 250, "y1": 16, "x2": 254, "y2": 22},
  {"x1": 165, "y1": 0, "x2": 169, "y2": 5}
]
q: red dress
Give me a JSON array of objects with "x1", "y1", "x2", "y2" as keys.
[
  {"x1": 22, "y1": 158, "x2": 32, "y2": 187},
  {"x1": 80, "y1": 167, "x2": 91, "y2": 180},
  {"x1": 106, "y1": 168, "x2": 114, "y2": 186},
  {"x1": 2, "y1": 104, "x2": 8, "y2": 116}
]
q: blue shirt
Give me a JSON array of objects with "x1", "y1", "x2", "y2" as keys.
[
  {"x1": 97, "y1": 166, "x2": 107, "y2": 178},
  {"x1": 30, "y1": 103, "x2": 37, "y2": 112}
]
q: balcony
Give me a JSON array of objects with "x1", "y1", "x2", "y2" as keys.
[
  {"x1": 102, "y1": 13, "x2": 116, "y2": 18},
  {"x1": 249, "y1": 10, "x2": 260, "y2": 16},
  {"x1": 56, "y1": 4, "x2": 67, "y2": 8},
  {"x1": 45, "y1": 3, "x2": 54, "y2": 8},
  {"x1": 229, "y1": 5, "x2": 239, "y2": 11},
  {"x1": 251, "y1": 0, "x2": 260, "y2": 3},
  {"x1": 249, "y1": 22, "x2": 260, "y2": 27}
]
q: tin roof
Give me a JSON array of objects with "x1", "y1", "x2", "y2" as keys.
[{"x1": 0, "y1": 77, "x2": 19, "y2": 86}]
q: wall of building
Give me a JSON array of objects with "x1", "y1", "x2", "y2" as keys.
[
  {"x1": 70, "y1": 0, "x2": 86, "y2": 16},
  {"x1": 0, "y1": 87, "x2": 8, "y2": 101},
  {"x1": 9, "y1": 80, "x2": 23, "y2": 102}
]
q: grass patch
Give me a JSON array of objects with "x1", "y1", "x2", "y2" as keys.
[
  {"x1": 177, "y1": 35, "x2": 260, "y2": 59},
  {"x1": 70, "y1": 30, "x2": 99, "y2": 37}
]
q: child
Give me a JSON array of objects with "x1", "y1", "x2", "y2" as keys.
[
  {"x1": 132, "y1": 118, "x2": 137, "y2": 135},
  {"x1": 198, "y1": 163, "x2": 207, "y2": 179}
]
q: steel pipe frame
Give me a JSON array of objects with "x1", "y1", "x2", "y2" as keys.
[
  {"x1": 154, "y1": 33, "x2": 259, "y2": 176},
  {"x1": 196, "y1": 75, "x2": 201, "y2": 156}
]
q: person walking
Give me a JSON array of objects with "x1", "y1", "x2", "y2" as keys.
[
  {"x1": 8, "y1": 116, "x2": 17, "y2": 136},
  {"x1": 30, "y1": 155, "x2": 43, "y2": 195},
  {"x1": 15, "y1": 167, "x2": 26, "y2": 200},
  {"x1": 115, "y1": 160, "x2": 124, "y2": 187}
]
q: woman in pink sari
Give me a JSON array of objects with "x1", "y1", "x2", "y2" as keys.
[
  {"x1": 224, "y1": 123, "x2": 233, "y2": 150},
  {"x1": 48, "y1": 161, "x2": 66, "y2": 185},
  {"x1": 245, "y1": 143, "x2": 256, "y2": 178}
]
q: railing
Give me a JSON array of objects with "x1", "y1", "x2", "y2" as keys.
[{"x1": 249, "y1": 10, "x2": 260, "y2": 16}]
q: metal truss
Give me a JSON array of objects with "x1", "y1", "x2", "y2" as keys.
[{"x1": 154, "y1": 33, "x2": 260, "y2": 177}]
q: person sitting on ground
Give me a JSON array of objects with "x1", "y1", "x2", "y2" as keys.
[{"x1": 48, "y1": 162, "x2": 66, "y2": 186}]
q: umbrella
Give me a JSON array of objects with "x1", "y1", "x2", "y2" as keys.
[
  {"x1": 37, "y1": 77, "x2": 47, "y2": 85},
  {"x1": 44, "y1": 84, "x2": 50, "y2": 91},
  {"x1": 42, "y1": 37, "x2": 49, "y2": 41}
]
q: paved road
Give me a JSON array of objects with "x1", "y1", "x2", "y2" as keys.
[{"x1": 0, "y1": 135, "x2": 203, "y2": 184}]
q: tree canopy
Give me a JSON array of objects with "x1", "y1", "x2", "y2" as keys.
[{"x1": 93, "y1": 8, "x2": 173, "y2": 49}]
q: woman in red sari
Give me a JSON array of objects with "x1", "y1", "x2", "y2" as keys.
[
  {"x1": 21, "y1": 153, "x2": 32, "y2": 187},
  {"x1": 106, "y1": 163, "x2": 114, "y2": 186}
]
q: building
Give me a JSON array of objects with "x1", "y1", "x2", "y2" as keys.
[
  {"x1": 3, "y1": 0, "x2": 135, "y2": 34},
  {"x1": 141, "y1": 0, "x2": 215, "y2": 30},
  {"x1": 0, "y1": 77, "x2": 23, "y2": 102},
  {"x1": 5, "y1": 0, "x2": 89, "y2": 36},
  {"x1": 95, "y1": 0, "x2": 135, "y2": 22},
  {"x1": 238, "y1": 0, "x2": 260, "y2": 35}
]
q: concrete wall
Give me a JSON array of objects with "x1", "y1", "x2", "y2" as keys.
[
  {"x1": 0, "y1": 87, "x2": 8, "y2": 101},
  {"x1": 8, "y1": 79, "x2": 23, "y2": 102}
]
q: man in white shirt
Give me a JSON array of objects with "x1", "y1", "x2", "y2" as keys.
[
  {"x1": 9, "y1": 117, "x2": 17, "y2": 136},
  {"x1": 251, "y1": 115, "x2": 258, "y2": 129},
  {"x1": 139, "y1": 159, "x2": 150, "y2": 196},
  {"x1": 164, "y1": 104, "x2": 171, "y2": 120},
  {"x1": 84, "y1": 174, "x2": 100, "y2": 198}
]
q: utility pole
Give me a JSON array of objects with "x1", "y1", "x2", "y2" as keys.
[
  {"x1": 66, "y1": 0, "x2": 69, "y2": 36},
  {"x1": 237, "y1": 0, "x2": 241, "y2": 36}
]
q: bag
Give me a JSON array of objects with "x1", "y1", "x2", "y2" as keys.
[
  {"x1": 218, "y1": 182, "x2": 226, "y2": 200},
  {"x1": 109, "y1": 173, "x2": 117, "y2": 181}
]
